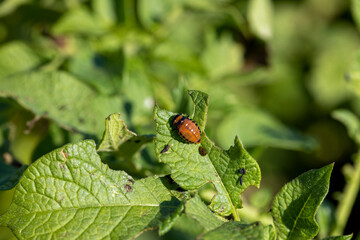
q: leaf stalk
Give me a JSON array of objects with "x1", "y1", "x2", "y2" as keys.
[{"x1": 332, "y1": 153, "x2": 360, "y2": 235}]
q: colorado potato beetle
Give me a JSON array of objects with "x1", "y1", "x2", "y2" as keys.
[{"x1": 173, "y1": 114, "x2": 201, "y2": 144}]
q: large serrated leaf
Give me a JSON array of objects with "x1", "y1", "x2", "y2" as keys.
[
  {"x1": 0, "y1": 140, "x2": 181, "y2": 239},
  {"x1": 202, "y1": 222, "x2": 268, "y2": 240},
  {"x1": 271, "y1": 164, "x2": 333, "y2": 240},
  {"x1": 0, "y1": 71, "x2": 123, "y2": 136},
  {"x1": 154, "y1": 90, "x2": 261, "y2": 219}
]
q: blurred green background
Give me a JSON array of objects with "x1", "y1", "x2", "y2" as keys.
[{"x1": 0, "y1": 0, "x2": 359, "y2": 239}]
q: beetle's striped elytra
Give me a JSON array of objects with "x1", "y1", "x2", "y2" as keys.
[{"x1": 173, "y1": 114, "x2": 201, "y2": 144}]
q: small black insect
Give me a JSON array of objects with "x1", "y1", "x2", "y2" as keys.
[
  {"x1": 237, "y1": 168, "x2": 246, "y2": 186},
  {"x1": 161, "y1": 144, "x2": 170, "y2": 154},
  {"x1": 124, "y1": 184, "x2": 133, "y2": 192},
  {"x1": 198, "y1": 146, "x2": 207, "y2": 156}
]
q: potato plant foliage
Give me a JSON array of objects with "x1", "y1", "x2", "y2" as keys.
[
  {"x1": 0, "y1": 0, "x2": 359, "y2": 239},
  {"x1": 0, "y1": 90, "x2": 351, "y2": 240}
]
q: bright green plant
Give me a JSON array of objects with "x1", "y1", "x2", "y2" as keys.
[
  {"x1": 0, "y1": 90, "x2": 354, "y2": 239},
  {"x1": 0, "y1": 0, "x2": 359, "y2": 239}
]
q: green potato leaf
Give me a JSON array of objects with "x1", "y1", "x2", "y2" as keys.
[
  {"x1": 217, "y1": 106, "x2": 317, "y2": 152},
  {"x1": 154, "y1": 90, "x2": 261, "y2": 219},
  {"x1": 97, "y1": 113, "x2": 153, "y2": 154},
  {"x1": 185, "y1": 195, "x2": 225, "y2": 232},
  {"x1": 52, "y1": 6, "x2": 106, "y2": 35},
  {"x1": 309, "y1": 26, "x2": 360, "y2": 108},
  {"x1": 316, "y1": 200, "x2": 336, "y2": 238},
  {"x1": 320, "y1": 234, "x2": 353, "y2": 240},
  {"x1": 68, "y1": 47, "x2": 122, "y2": 96},
  {"x1": 332, "y1": 109, "x2": 360, "y2": 145},
  {"x1": 121, "y1": 57, "x2": 156, "y2": 126},
  {"x1": 202, "y1": 222, "x2": 268, "y2": 240},
  {"x1": 271, "y1": 164, "x2": 333, "y2": 240},
  {"x1": 0, "y1": 41, "x2": 41, "y2": 79},
  {"x1": 264, "y1": 224, "x2": 276, "y2": 240},
  {"x1": 92, "y1": 0, "x2": 117, "y2": 26},
  {"x1": 97, "y1": 113, "x2": 136, "y2": 152},
  {"x1": 0, "y1": 161, "x2": 27, "y2": 191},
  {"x1": 0, "y1": 71, "x2": 123, "y2": 136},
  {"x1": 0, "y1": 0, "x2": 29, "y2": 17},
  {"x1": 201, "y1": 31, "x2": 243, "y2": 79},
  {"x1": 0, "y1": 140, "x2": 181, "y2": 239},
  {"x1": 158, "y1": 201, "x2": 184, "y2": 236}
]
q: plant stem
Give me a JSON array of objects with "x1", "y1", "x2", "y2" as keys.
[
  {"x1": 332, "y1": 153, "x2": 360, "y2": 235},
  {"x1": 123, "y1": 0, "x2": 139, "y2": 27},
  {"x1": 233, "y1": 205, "x2": 240, "y2": 221}
]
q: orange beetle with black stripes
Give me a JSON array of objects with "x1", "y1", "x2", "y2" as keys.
[{"x1": 173, "y1": 114, "x2": 201, "y2": 144}]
